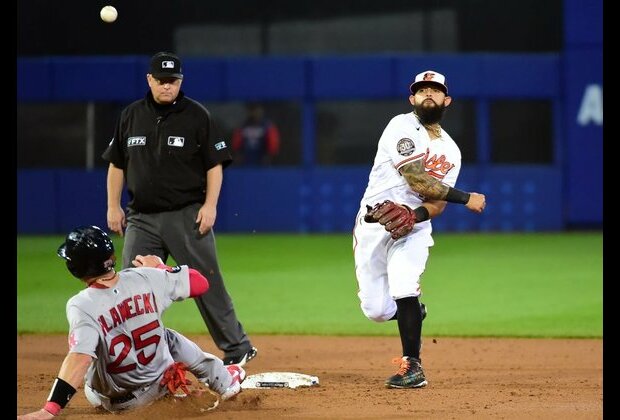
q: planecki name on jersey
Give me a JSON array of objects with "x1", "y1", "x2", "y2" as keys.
[{"x1": 97, "y1": 292, "x2": 159, "y2": 337}]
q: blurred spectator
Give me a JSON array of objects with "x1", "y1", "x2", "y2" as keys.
[{"x1": 231, "y1": 103, "x2": 281, "y2": 166}]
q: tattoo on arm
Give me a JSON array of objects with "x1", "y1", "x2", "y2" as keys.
[{"x1": 399, "y1": 160, "x2": 449, "y2": 200}]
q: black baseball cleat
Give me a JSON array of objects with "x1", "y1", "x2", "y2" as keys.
[
  {"x1": 385, "y1": 356, "x2": 428, "y2": 389},
  {"x1": 223, "y1": 347, "x2": 258, "y2": 367}
]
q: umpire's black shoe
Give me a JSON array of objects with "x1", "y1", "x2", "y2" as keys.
[{"x1": 223, "y1": 347, "x2": 258, "y2": 367}]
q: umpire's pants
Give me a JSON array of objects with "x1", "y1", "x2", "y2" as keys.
[{"x1": 122, "y1": 203, "x2": 252, "y2": 359}]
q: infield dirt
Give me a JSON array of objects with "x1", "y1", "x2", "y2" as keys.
[{"x1": 17, "y1": 335, "x2": 602, "y2": 419}]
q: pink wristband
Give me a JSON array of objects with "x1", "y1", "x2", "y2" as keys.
[{"x1": 44, "y1": 401, "x2": 61, "y2": 416}]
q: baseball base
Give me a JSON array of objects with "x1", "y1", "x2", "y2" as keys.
[{"x1": 240, "y1": 372, "x2": 319, "y2": 389}]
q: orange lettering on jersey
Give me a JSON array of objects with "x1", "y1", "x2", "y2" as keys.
[{"x1": 423, "y1": 147, "x2": 455, "y2": 179}]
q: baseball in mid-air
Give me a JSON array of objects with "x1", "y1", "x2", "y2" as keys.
[{"x1": 100, "y1": 6, "x2": 118, "y2": 23}]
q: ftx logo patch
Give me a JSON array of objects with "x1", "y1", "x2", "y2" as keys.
[
  {"x1": 127, "y1": 136, "x2": 146, "y2": 147},
  {"x1": 168, "y1": 136, "x2": 185, "y2": 147},
  {"x1": 214, "y1": 141, "x2": 227, "y2": 150}
]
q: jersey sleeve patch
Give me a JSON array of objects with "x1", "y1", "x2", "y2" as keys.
[
  {"x1": 396, "y1": 138, "x2": 416, "y2": 156},
  {"x1": 168, "y1": 266, "x2": 182, "y2": 273}
]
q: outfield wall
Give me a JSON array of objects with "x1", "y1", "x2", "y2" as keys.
[
  {"x1": 18, "y1": 165, "x2": 561, "y2": 234},
  {"x1": 17, "y1": 52, "x2": 599, "y2": 233}
]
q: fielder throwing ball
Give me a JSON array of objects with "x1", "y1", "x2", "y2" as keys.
[
  {"x1": 353, "y1": 70, "x2": 486, "y2": 389},
  {"x1": 17, "y1": 226, "x2": 245, "y2": 419}
]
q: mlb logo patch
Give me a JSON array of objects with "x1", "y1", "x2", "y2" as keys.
[
  {"x1": 214, "y1": 141, "x2": 227, "y2": 150},
  {"x1": 162, "y1": 60, "x2": 175, "y2": 69},
  {"x1": 168, "y1": 136, "x2": 185, "y2": 147}
]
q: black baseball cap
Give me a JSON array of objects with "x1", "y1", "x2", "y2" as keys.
[{"x1": 149, "y1": 52, "x2": 183, "y2": 79}]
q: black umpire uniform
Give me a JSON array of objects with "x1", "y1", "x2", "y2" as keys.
[{"x1": 102, "y1": 88, "x2": 254, "y2": 361}]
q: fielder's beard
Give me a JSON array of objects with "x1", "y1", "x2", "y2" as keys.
[{"x1": 413, "y1": 101, "x2": 447, "y2": 125}]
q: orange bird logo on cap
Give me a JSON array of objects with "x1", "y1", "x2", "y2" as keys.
[{"x1": 423, "y1": 72, "x2": 436, "y2": 81}]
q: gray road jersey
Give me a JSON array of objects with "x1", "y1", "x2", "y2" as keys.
[{"x1": 65, "y1": 266, "x2": 190, "y2": 398}]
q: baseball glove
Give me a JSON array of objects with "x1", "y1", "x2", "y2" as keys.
[
  {"x1": 161, "y1": 362, "x2": 192, "y2": 395},
  {"x1": 364, "y1": 200, "x2": 417, "y2": 240},
  {"x1": 155, "y1": 362, "x2": 221, "y2": 413}
]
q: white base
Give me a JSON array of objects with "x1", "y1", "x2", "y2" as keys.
[{"x1": 240, "y1": 372, "x2": 319, "y2": 389}]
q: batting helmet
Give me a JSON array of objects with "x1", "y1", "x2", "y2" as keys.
[{"x1": 57, "y1": 226, "x2": 115, "y2": 279}]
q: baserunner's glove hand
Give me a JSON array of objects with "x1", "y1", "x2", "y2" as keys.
[{"x1": 364, "y1": 200, "x2": 417, "y2": 240}]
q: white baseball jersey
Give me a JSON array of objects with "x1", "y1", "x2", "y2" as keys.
[
  {"x1": 353, "y1": 112, "x2": 462, "y2": 321},
  {"x1": 66, "y1": 267, "x2": 189, "y2": 396}
]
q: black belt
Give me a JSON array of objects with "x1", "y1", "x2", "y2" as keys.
[{"x1": 110, "y1": 393, "x2": 136, "y2": 404}]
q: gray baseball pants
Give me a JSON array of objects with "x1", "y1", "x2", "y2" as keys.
[{"x1": 87, "y1": 329, "x2": 233, "y2": 412}]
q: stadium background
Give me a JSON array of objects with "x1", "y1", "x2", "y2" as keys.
[{"x1": 17, "y1": 0, "x2": 602, "y2": 234}]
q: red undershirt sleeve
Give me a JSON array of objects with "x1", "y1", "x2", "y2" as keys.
[
  {"x1": 157, "y1": 264, "x2": 209, "y2": 297},
  {"x1": 188, "y1": 268, "x2": 209, "y2": 297}
]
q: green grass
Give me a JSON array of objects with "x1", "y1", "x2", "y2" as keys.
[{"x1": 17, "y1": 232, "x2": 602, "y2": 338}]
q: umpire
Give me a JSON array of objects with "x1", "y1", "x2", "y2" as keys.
[{"x1": 102, "y1": 51, "x2": 257, "y2": 366}]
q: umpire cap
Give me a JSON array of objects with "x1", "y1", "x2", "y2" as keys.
[
  {"x1": 149, "y1": 51, "x2": 183, "y2": 79},
  {"x1": 58, "y1": 226, "x2": 115, "y2": 279}
]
